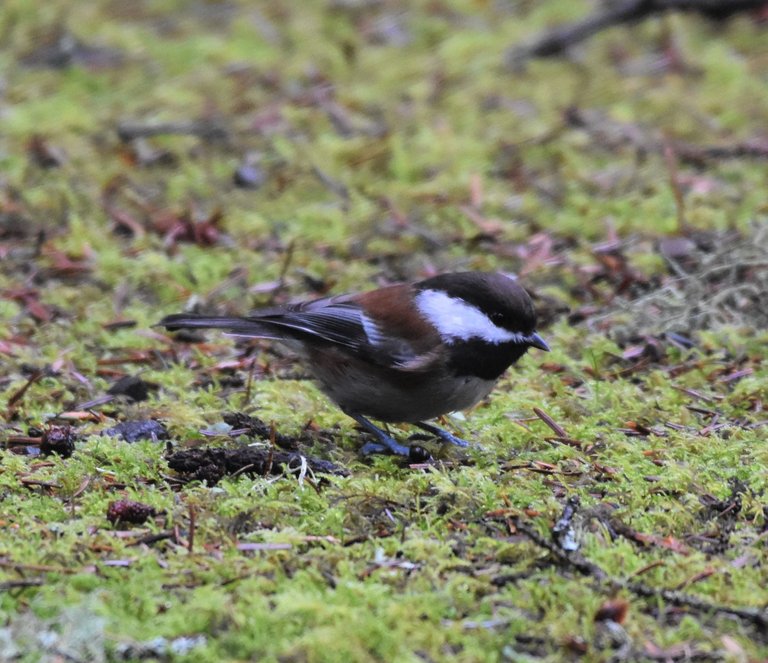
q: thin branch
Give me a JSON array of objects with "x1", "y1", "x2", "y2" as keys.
[
  {"x1": 513, "y1": 516, "x2": 768, "y2": 630},
  {"x1": 508, "y1": 0, "x2": 768, "y2": 62}
]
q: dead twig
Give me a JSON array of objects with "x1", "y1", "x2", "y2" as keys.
[
  {"x1": 533, "y1": 407, "x2": 568, "y2": 437},
  {"x1": 626, "y1": 581, "x2": 768, "y2": 629},
  {"x1": 565, "y1": 106, "x2": 768, "y2": 166},
  {"x1": 663, "y1": 141, "x2": 687, "y2": 232},
  {"x1": 513, "y1": 515, "x2": 768, "y2": 631},
  {"x1": 0, "y1": 578, "x2": 46, "y2": 590},
  {"x1": 187, "y1": 504, "x2": 196, "y2": 554},
  {"x1": 116, "y1": 120, "x2": 228, "y2": 142},
  {"x1": 5, "y1": 370, "x2": 43, "y2": 419},
  {"x1": 507, "y1": 0, "x2": 768, "y2": 62},
  {"x1": 127, "y1": 530, "x2": 180, "y2": 547}
]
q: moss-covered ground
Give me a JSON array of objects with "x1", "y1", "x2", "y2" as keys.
[{"x1": 1, "y1": 1, "x2": 767, "y2": 660}]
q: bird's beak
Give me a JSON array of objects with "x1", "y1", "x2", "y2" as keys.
[{"x1": 527, "y1": 332, "x2": 550, "y2": 352}]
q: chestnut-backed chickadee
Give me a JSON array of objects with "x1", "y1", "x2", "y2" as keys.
[{"x1": 159, "y1": 271, "x2": 549, "y2": 458}]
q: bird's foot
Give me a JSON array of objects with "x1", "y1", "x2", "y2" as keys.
[
  {"x1": 348, "y1": 413, "x2": 431, "y2": 461},
  {"x1": 348, "y1": 412, "x2": 410, "y2": 456},
  {"x1": 415, "y1": 421, "x2": 477, "y2": 449}
]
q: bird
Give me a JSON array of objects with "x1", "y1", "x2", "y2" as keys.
[{"x1": 158, "y1": 271, "x2": 549, "y2": 458}]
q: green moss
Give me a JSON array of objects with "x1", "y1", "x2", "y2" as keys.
[{"x1": 2, "y1": 0, "x2": 768, "y2": 660}]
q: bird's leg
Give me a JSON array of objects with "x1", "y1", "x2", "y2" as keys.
[
  {"x1": 346, "y1": 412, "x2": 411, "y2": 456},
  {"x1": 415, "y1": 421, "x2": 471, "y2": 448}
]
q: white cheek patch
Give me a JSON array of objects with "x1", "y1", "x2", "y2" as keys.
[{"x1": 415, "y1": 289, "x2": 525, "y2": 344}]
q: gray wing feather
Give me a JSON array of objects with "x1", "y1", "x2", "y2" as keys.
[
  {"x1": 161, "y1": 299, "x2": 432, "y2": 370},
  {"x1": 255, "y1": 303, "x2": 368, "y2": 349}
]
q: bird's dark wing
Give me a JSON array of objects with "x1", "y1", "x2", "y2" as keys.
[
  {"x1": 274, "y1": 301, "x2": 443, "y2": 371},
  {"x1": 157, "y1": 301, "x2": 366, "y2": 347},
  {"x1": 253, "y1": 301, "x2": 370, "y2": 350},
  {"x1": 160, "y1": 297, "x2": 436, "y2": 371}
]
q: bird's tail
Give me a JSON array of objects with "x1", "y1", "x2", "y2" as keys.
[{"x1": 157, "y1": 314, "x2": 279, "y2": 339}]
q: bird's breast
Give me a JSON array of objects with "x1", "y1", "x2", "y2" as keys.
[{"x1": 305, "y1": 347, "x2": 497, "y2": 423}]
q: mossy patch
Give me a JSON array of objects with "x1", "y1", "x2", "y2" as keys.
[{"x1": 2, "y1": 0, "x2": 768, "y2": 660}]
